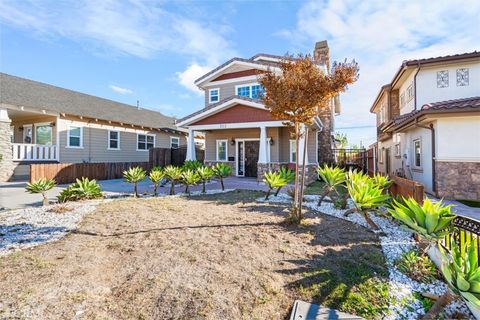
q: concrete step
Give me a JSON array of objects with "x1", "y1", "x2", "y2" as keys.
[
  {"x1": 12, "y1": 164, "x2": 30, "y2": 182},
  {"x1": 290, "y1": 300, "x2": 364, "y2": 320}
]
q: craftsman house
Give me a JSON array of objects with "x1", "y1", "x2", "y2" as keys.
[
  {"x1": 177, "y1": 41, "x2": 340, "y2": 184},
  {"x1": 0, "y1": 73, "x2": 186, "y2": 182},
  {"x1": 371, "y1": 52, "x2": 480, "y2": 200}
]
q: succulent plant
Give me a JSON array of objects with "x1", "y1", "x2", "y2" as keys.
[
  {"x1": 181, "y1": 169, "x2": 200, "y2": 195},
  {"x1": 58, "y1": 177, "x2": 102, "y2": 202},
  {"x1": 372, "y1": 174, "x2": 392, "y2": 190},
  {"x1": 25, "y1": 178, "x2": 56, "y2": 206},
  {"x1": 317, "y1": 165, "x2": 346, "y2": 205},
  {"x1": 275, "y1": 166, "x2": 294, "y2": 196},
  {"x1": 197, "y1": 166, "x2": 214, "y2": 193},
  {"x1": 212, "y1": 163, "x2": 232, "y2": 191},
  {"x1": 164, "y1": 165, "x2": 183, "y2": 195},
  {"x1": 263, "y1": 171, "x2": 287, "y2": 200},
  {"x1": 149, "y1": 167, "x2": 165, "y2": 196},
  {"x1": 183, "y1": 160, "x2": 202, "y2": 172},
  {"x1": 123, "y1": 167, "x2": 147, "y2": 197}
]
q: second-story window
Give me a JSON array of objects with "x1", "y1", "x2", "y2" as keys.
[
  {"x1": 400, "y1": 92, "x2": 406, "y2": 108},
  {"x1": 437, "y1": 71, "x2": 449, "y2": 88},
  {"x1": 209, "y1": 88, "x2": 220, "y2": 103},
  {"x1": 236, "y1": 84, "x2": 264, "y2": 99},
  {"x1": 407, "y1": 84, "x2": 414, "y2": 101}
]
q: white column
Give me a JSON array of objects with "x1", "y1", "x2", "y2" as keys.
[
  {"x1": 0, "y1": 108, "x2": 11, "y2": 123},
  {"x1": 258, "y1": 126, "x2": 268, "y2": 164},
  {"x1": 298, "y1": 124, "x2": 309, "y2": 165},
  {"x1": 55, "y1": 116, "x2": 60, "y2": 162},
  {"x1": 185, "y1": 128, "x2": 196, "y2": 161}
]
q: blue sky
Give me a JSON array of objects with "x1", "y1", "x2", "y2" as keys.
[{"x1": 1, "y1": 0, "x2": 479, "y2": 147}]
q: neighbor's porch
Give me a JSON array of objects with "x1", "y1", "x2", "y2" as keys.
[{"x1": 7, "y1": 108, "x2": 59, "y2": 162}]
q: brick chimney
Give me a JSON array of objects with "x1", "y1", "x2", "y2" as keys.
[{"x1": 313, "y1": 40, "x2": 330, "y2": 72}]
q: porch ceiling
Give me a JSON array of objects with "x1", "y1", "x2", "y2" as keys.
[{"x1": 7, "y1": 108, "x2": 56, "y2": 121}]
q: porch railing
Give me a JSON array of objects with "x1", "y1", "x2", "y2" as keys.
[
  {"x1": 443, "y1": 216, "x2": 480, "y2": 263},
  {"x1": 12, "y1": 143, "x2": 58, "y2": 162}
]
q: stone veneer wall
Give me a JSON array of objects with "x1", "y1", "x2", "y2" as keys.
[
  {"x1": 317, "y1": 108, "x2": 334, "y2": 164},
  {"x1": 435, "y1": 161, "x2": 480, "y2": 200},
  {"x1": 0, "y1": 120, "x2": 15, "y2": 182}
]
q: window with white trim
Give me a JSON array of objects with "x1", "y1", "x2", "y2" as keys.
[
  {"x1": 216, "y1": 140, "x2": 227, "y2": 161},
  {"x1": 35, "y1": 123, "x2": 52, "y2": 145},
  {"x1": 400, "y1": 92, "x2": 405, "y2": 108},
  {"x1": 236, "y1": 84, "x2": 264, "y2": 99},
  {"x1": 406, "y1": 84, "x2": 414, "y2": 101},
  {"x1": 170, "y1": 136, "x2": 180, "y2": 149},
  {"x1": 413, "y1": 139, "x2": 421, "y2": 168},
  {"x1": 209, "y1": 88, "x2": 220, "y2": 103},
  {"x1": 67, "y1": 126, "x2": 82, "y2": 148},
  {"x1": 108, "y1": 130, "x2": 120, "y2": 150},
  {"x1": 137, "y1": 134, "x2": 155, "y2": 151},
  {"x1": 379, "y1": 147, "x2": 384, "y2": 163},
  {"x1": 395, "y1": 143, "x2": 401, "y2": 157},
  {"x1": 289, "y1": 140, "x2": 297, "y2": 162}
]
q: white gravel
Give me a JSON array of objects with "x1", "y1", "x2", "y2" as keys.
[{"x1": 258, "y1": 193, "x2": 474, "y2": 319}]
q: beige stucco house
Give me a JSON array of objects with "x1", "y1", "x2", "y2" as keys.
[
  {"x1": 0, "y1": 73, "x2": 186, "y2": 181},
  {"x1": 177, "y1": 41, "x2": 340, "y2": 184},
  {"x1": 371, "y1": 52, "x2": 480, "y2": 200}
]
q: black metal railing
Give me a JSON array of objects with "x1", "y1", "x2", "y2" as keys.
[
  {"x1": 331, "y1": 148, "x2": 367, "y2": 170},
  {"x1": 443, "y1": 216, "x2": 480, "y2": 260}
]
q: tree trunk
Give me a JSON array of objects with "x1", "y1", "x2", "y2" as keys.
[
  {"x1": 298, "y1": 127, "x2": 308, "y2": 220},
  {"x1": 421, "y1": 291, "x2": 453, "y2": 319},
  {"x1": 185, "y1": 184, "x2": 190, "y2": 195},
  {"x1": 154, "y1": 184, "x2": 158, "y2": 196},
  {"x1": 170, "y1": 181, "x2": 175, "y2": 195},
  {"x1": 202, "y1": 180, "x2": 206, "y2": 193},
  {"x1": 265, "y1": 188, "x2": 272, "y2": 200},
  {"x1": 220, "y1": 177, "x2": 225, "y2": 191},
  {"x1": 344, "y1": 208, "x2": 357, "y2": 216},
  {"x1": 134, "y1": 183, "x2": 138, "y2": 198},
  {"x1": 318, "y1": 189, "x2": 330, "y2": 206},
  {"x1": 363, "y1": 210, "x2": 380, "y2": 230},
  {"x1": 42, "y1": 193, "x2": 49, "y2": 206},
  {"x1": 292, "y1": 123, "x2": 300, "y2": 221}
]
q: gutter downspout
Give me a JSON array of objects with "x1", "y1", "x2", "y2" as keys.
[
  {"x1": 414, "y1": 119, "x2": 436, "y2": 195},
  {"x1": 413, "y1": 62, "x2": 421, "y2": 110}
]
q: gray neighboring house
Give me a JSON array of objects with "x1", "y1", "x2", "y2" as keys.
[{"x1": 0, "y1": 73, "x2": 186, "y2": 182}]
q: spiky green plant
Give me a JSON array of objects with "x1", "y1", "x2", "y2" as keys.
[
  {"x1": 123, "y1": 166, "x2": 146, "y2": 197},
  {"x1": 212, "y1": 163, "x2": 232, "y2": 191},
  {"x1": 346, "y1": 170, "x2": 390, "y2": 229},
  {"x1": 263, "y1": 171, "x2": 287, "y2": 200},
  {"x1": 164, "y1": 165, "x2": 183, "y2": 195},
  {"x1": 434, "y1": 239, "x2": 480, "y2": 316},
  {"x1": 388, "y1": 197, "x2": 455, "y2": 242},
  {"x1": 183, "y1": 160, "x2": 202, "y2": 172},
  {"x1": 181, "y1": 169, "x2": 200, "y2": 195},
  {"x1": 275, "y1": 166, "x2": 295, "y2": 196},
  {"x1": 149, "y1": 167, "x2": 165, "y2": 196},
  {"x1": 317, "y1": 165, "x2": 346, "y2": 205},
  {"x1": 197, "y1": 166, "x2": 214, "y2": 193},
  {"x1": 58, "y1": 177, "x2": 102, "y2": 202},
  {"x1": 25, "y1": 178, "x2": 56, "y2": 206},
  {"x1": 372, "y1": 174, "x2": 392, "y2": 190}
]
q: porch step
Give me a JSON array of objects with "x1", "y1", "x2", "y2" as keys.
[
  {"x1": 11, "y1": 164, "x2": 30, "y2": 182},
  {"x1": 290, "y1": 300, "x2": 364, "y2": 320}
]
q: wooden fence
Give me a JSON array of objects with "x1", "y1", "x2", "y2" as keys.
[
  {"x1": 30, "y1": 162, "x2": 150, "y2": 184},
  {"x1": 389, "y1": 176, "x2": 424, "y2": 204}
]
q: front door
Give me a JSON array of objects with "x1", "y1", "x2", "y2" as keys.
[{"x1": 244, "y1": 141, "x2": 259, "y2": 177}]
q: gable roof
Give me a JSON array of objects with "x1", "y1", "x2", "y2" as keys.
[
  {"x1": 393, "y1": 96, "x2": 480, "y2": 128},
  {"x1": 177, "y1": 95, "x2": 265, "y2": 127},
  {"x1": 0, "y1": 73, "x2": 181, "y2": 133}
]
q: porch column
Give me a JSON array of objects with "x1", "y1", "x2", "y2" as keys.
[
  {"x1": 258, "y1": 126, "x2": 268, "y2": 164},
  {"x1": 0, "y1": 108, "x2": 14, "y2": 182},
  {"x1": 298, "y1": 124, "x2": 309, "y2": 165},
  {"x1": 185, "y1": 128, "x2": 196, "y2": 161}
]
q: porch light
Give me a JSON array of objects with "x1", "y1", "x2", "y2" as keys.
[
  {"x1": 50, "y1": 122, "x2": 56, "y2": 127},
  {"x1": 230, "y1": 138, "x2": 235, "y2": 145},
  {"x1": 269, "y1": 137, "x2": 274, "y2": 145}
]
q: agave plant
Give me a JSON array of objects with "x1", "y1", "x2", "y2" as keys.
[
  {"x1": 197, "y1": 166, "x2": 214, "y2": 193},
  {"x1": 317, "y1": 165, "x2": 346, "y2": 206},
  {"x1": 441, "y1": 240, "x2": 480, "y2": 308},
  {"x1": 275, "y1": 166, "x2": 295, "y2": 196},
  {"x1": 164, "y1": 165, "x2": 183, "y2": 195},
  {"x1": 372, "y1": 174, "x2": 392, "y2": 191},
  {"x1": 181, "y1": 169, "x2": 200, "y2": 195},
  {"x1": 212, "y1": 163, "x2": 232, "y2": 191},
  {"x1": 183, "y1": 160, "x2": 202, "y2": 172},
  {"x1": 58, "y1": 177, "x2": 102, "y2": 202},
  {"x1": 123, "y1": 166, "x2": 146, "y2": 198},
  {"x1": 388, "y1": 197, "x2": 455, "y2": 243},
  {"x1": 25, "y1": 178, "x2": 56, "y2": 206},
  {"x1": 263, "y1": 171, "x2": 287, "y2": 200},
  {"x1": 149, "y1": 167, "x2": 165, "y2": 196},
  {"x1": 346, "y1": 171, "x2": 390, "y2": 230}
]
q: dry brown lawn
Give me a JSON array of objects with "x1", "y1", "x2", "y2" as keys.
[{"x1": 0, "y1": 190, "x2": 388, "y2": 320}]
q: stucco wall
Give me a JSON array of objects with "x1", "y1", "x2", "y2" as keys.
[{"x1": 57, "y1": 118, "x2": 186, "y2": 163}]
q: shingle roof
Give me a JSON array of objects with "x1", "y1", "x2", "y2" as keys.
[
  {"x1": 0, "y1": 73, "x2": 180, "y2": 131},
  {"x1": 177, "y1": 95, "x2": 261, "y2": 124},
  {"x1": 393, "y1": 96, "x2": 480, "y2": 126}
]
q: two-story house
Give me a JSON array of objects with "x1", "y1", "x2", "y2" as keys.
[
  {"x1": 177, "y1": 41, "x2": 340, "y2": 184},
  {"x1": 371, "y1": 52, "x2": 480, "y2": 200}
]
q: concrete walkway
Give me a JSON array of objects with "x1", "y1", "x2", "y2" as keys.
[{"x1": 0, "y1": 177, "x2": 270, "y2": 210}]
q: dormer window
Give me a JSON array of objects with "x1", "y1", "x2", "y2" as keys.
[
  {"x1": 209, "y1": 88, "x2": 220, "y2": 103},
  {"x1": 236, "y1": 84, "x2": 264, "y2": 99}
]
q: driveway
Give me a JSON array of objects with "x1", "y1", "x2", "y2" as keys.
[{"x1": 0, "y1": 177, "x2": 270, "y2": 210}]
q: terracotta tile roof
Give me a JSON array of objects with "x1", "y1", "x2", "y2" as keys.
[
  {"x1": 402, "y1": 51, "x2": 480, "y2": 67},
  {"x1": 393, "y1": 96, "x2": 480, "y2": 127},
  {"x1": 177, "y1": 95, "x2": 261, "y2": 124}
]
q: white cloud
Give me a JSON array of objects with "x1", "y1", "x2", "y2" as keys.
[
  {"x1": 280, "y1": 0, "x2": 480, "y2": 145},
  {"x1": 0, "y1": 0, "x2": 236, "y2": 92},
  {"x1": 176, "y1": 63, "x2": 212, "y2": 95},
  {"x1": 109, "y1": 85, "x2": 133, "y2": 95}
]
